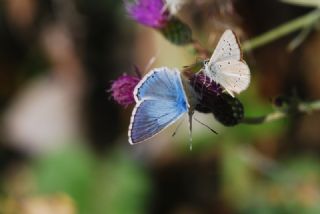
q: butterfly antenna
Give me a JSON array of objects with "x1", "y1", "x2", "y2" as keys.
[
  {"x1": 144, "y1": 49, "x2": 161, "y2": 72},
  {"x1": 188, "y1": 112, "x2": 193, "y2": 151},
  {"x1": 194, "y1": 117, "x2": 218, "y2": 134},
  {"x1": 172, "y1": 119, "x2": 184, "y2": 137}
]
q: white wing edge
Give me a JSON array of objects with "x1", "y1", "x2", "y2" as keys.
[
  {"x1": 133, "y1": 68, "x2": 157, "y2": 102},
  {"x1": 133, "y1": 67, "x2": 184, "y2": 102}
]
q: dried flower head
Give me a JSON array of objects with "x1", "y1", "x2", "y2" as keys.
[
  {"x1": 109, "y1": 74, "x2": 140, "y2": 107},
  {"x1": 190, "y1": 72, "x2": 244, "y2": 126},
  {"x1": 207, "y1": 94, "x2": 244, "y2": 126},
  {"x1": 125, "y1": 0, "x2": 170, "y2": 28},
  {"x1": 190, "y1": 72, "x2": 223, "y2": 99}
]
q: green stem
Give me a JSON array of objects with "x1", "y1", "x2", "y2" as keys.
[
  {"x1": 308, "y1": 100, "x2": 320, "y2": 109},
  {"x1": 242, "y1": 9, "x2": 320, "y2": 52},
  {"x1": 241, "y1": 111, "x2": 286, "y2": 124},
  {"x1": 298, "y1": 100, "x2": 320, "y2": 112},
  {"x1": 241, "y1": 100, "x2": 320, "y2": 125}
]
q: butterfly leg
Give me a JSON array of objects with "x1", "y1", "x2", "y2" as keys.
[{"x1": 171, "y1": 119, "x2": 184, "y2": 137}]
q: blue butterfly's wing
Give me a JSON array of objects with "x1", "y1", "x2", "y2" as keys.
[
  {"x1": 129, "y1": 67, "x2": 189, "y2": 144},
  {"x1": 134, "y1": 67, "x2": 183, "y2": 101},
  {"x1": 129, "y1": 99, "x2": 187, "y2": 144}
]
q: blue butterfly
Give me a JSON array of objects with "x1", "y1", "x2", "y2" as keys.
[{"x1": 128, "y1": 67, "x2": 197, "y2": 145}]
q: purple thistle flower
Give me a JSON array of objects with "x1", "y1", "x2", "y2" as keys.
[
  {"x1": 190, "y1": 72, "x2": 223, "y2": 98},
  {"x1": 109, "y1": 74, "x2": 141, "y2": 107},
  {"x1": 125, "y1": 0, "x2": 170, "y2": 28}
]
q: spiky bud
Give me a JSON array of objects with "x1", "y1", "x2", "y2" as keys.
[{"x1": 160, "y1": 18, "x2": 193, "y2": 45}]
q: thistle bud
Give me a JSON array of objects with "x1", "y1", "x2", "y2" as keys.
[{"x1": 160, "y1": 18, "x2": 193, "y2": 45}]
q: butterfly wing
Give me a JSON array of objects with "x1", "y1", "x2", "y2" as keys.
[
  {"x1": 134, "y1": 67, "x2": 182, "y2": 101},
  {"x1": 205, "y1": 30, "x2": 250, "y2": 96},
  {"x1": 212, "y1": 60, "x2": 250, "y2": 96},
  {"x1": 129, "y1": 98, "x2": 187, "y2": 144},
  {"x1": 165, "y1": 0, "x2": 187, "y2": 15},
  {"x1": 129, "y1": 68, "x2": 189, "y2": 144},
  {"x1": 209, "y1": 30, "x2": 241, "y2": 63}
]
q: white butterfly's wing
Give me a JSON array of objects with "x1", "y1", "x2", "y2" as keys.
[
  {"x1": 209, "y1": 30, "x2": 241, "y2": 63},
  {"x1": 205, "y1": 30, "x2": 250, "y2": 96},
  {"x1": 212, "y1": 60, "x2": 250, "y2": 96},
  {"x1": 165, "y1": 0, "x2": 187, "y2": 15}
]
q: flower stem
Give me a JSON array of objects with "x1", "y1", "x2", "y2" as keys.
[
  {"x1": 241, "y1": 100, "x2": 320, "y2": 125},
  {"x1": 241, "y1": 111, "x2": 286, "y2": 124},
  {"x1": 242, "y1": 9, "x2": 320, "y2": 52},
  {"x1": 298, "y1": 100, "x2": 320, "y2": 112}
]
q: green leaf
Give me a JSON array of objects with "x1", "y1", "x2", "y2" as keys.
[
  {"x1": 32, "y1": 145, "x2": 96, "y2": 214},
  {"x1": 88, "y1": 151, "x2": 151, "y2": 214}
]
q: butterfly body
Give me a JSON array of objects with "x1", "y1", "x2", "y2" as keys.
[
  {"x1": 204, "y1": 30, "x2": 250, "y2": 97},
  {"x1": 129, "y1": 67, "x2": 197, "y2": 145}
]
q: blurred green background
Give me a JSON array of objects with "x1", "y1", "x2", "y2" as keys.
[{"x1": 0, "y1": 0, "x2": 320, "y2": 213}]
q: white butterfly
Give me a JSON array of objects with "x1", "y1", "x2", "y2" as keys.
[
  {"x1": 165, "y1": 0, "x2": 188, "y2": 15},
  {"x1": 204, "y1": 29, "x2": 250, "y2": 97}
]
